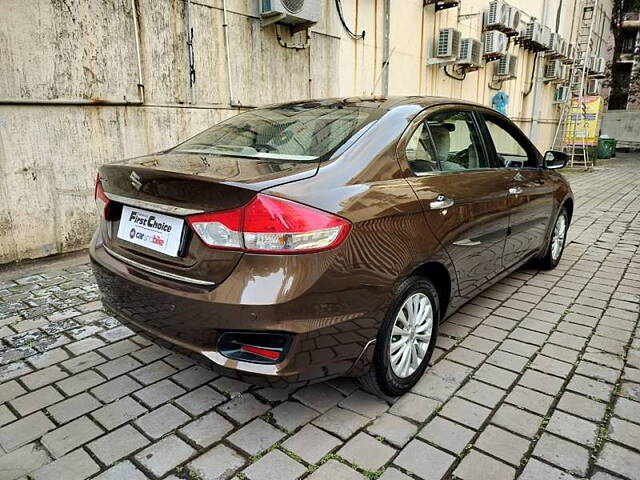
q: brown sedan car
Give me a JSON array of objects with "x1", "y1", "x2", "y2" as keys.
[{"x1": 90, "y1": 96, "x2": 572, "y2": 395}]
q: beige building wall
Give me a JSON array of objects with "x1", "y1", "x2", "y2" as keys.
[
  {"x1": 337, "y1": 0, "x2": 613, "y2": 142},
  {"x1": 0, "y1": 0, "x2": 613, "y2": 264}
]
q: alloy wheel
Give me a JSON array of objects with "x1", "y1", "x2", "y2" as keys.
[
  {"x1": 389, "y1": 292, "x2": 434, "y2": 378},
  {"x1": 551, "y1": 213, "x2": 567, "y2": 262}
]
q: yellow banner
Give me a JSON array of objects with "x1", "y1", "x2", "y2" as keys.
[{"x1": 565, "y1": 96, "x2": 603, "y2": 147}]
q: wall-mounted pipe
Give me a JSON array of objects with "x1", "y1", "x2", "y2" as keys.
[
  {"x1": 568, "y1": 0, "x2": 579, "y2": 44},
  {"x1": 523, "y1": 52, "x2": 539, "y2": 96},
  {"x1": 529, "y1": 0, "x2": 551, "y2": 141},
  {"x1": 0, "y1": 100, "x2": 254, "y2": 110},
  {"x1": 335, "y1": 0, "x2": 365, "y2": 40},
  {"x1": 131, "y1": 0, "x2": 145, "y2": 104},
  {"x1": 381, "y1": 0, "x2": 390, "y2": 96},
  {"x1": 556, "y1": 0, "x2": 564, "y2": 32},
  {"x1": 186, "y1": 0, "x2": 196, "y2": 104},
  {"x1": 443, "y1": 65, "x2": 466, "y2": 81},
  {"x1": 222, "y1": 0, "x2": 241, "y2": 107},
  {"x1": 0, "y1": 98, "x2": 143, "y2": 106},
  {"x1": 371, "y1": 47, "x2": 395, "y2": 95},
  {"x1": 275, "y1": 24, "x2": 311, "y2": 49}
]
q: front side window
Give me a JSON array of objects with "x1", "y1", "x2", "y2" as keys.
[
  {"x1": 484, "y1": 117, "x2": 537, "y2": 168},
  {"x1": 174, "y1": 104, "x2": 376, "y2": 162},
  {"x1": 426, "y1": 111, "x2": 489, "y2": 171}
]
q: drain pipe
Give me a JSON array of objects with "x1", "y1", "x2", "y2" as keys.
[
  {"x1": 131, "y1": 0, "x2": 145, "y2": 103},
  {"x1": 556, "y1": 0, "x2": 564, "y2": 32},
  {"x1": 222, "y1": 0, "x2": 240, "y2": 107},
  {"x1": 529, "y1": 0, "x2": 550, "y2": 142},
  {"x1": 381, "y1": 0, "x2": 390, "y2": 96}
]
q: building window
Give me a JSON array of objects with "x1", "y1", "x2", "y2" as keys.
[
  {"x1": 621, "y1": 31, "x2": 637, "y2": 54},
  {"x1": 609, "y1": 63, "x2": 633, "y2": 110}
]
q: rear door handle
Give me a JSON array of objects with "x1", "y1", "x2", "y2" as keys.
[
  {"x1": 430, "y1": 195, "x2": 454, "y2": 210},
  {"x1": 509, "y1": 186, "x2": 523, "y2": 195}
]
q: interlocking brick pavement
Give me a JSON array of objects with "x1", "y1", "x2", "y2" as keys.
[{"x1": 0, "y1": 156, "x2": 639, "y2": 480}]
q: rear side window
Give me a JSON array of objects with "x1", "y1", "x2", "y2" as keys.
[
  {"x1": 426, "y1": 110, "x2": 490, "y2": 171},
  {"x1": 174, "y1": 105, "x2": 376, "y2": 162},
  {"x1": 405, "y1": 123, "x2": 439, "y2": 173},
  {"x1": 483, "y1": 116, "x2": 538, "y2": 168}
]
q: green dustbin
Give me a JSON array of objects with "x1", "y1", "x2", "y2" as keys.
[{"x1": 597, "y1": 137, "x2": 616, "y2": 159}]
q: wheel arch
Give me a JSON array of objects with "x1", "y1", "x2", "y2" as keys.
[
  {"x1": 562, "y1": 196, "x2": 574, "y2": 223},
  {"x1": 409, "y1": 261, "x2": 453, "y2": 319}
]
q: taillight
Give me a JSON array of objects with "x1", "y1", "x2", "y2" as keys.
[
  {"x1": 187, "y1": 194, "x2": 351, "y2": 254},
  {"x1": 95, "y1": 174, "x2": 111, "y2": 220},
  {"x1": 187, "y1": 208, "x2": 243, "y2": 251}
]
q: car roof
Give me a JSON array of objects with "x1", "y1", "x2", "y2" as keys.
[{"x1": 265, "y1": 96, "x2": 486, "y2": 111}]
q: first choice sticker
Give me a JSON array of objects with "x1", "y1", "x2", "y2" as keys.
[{"x1": 117, "y1": 205, "x2": 184, "y2": 256}]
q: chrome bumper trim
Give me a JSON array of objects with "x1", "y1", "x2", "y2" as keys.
[
  {"x1": 103, "y1": 193, "x2": 204, "y2": 216},
  {"x1": 103, "y1": 246, "x2": 216, "y2": 286}
]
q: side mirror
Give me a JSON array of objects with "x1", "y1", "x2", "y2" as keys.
[{"x1": 544, "y1": 150, "x2": 568, "y2": 169}]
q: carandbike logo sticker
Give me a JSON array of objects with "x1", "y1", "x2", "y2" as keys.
[{"x1": 128, "y1": 228, "x2": 166, "y2": 247}]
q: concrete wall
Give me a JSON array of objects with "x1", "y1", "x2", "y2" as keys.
[
  {"x1": 601, "y1": 110, "x2": 640, "y2": 146},
  {"x1": 0, "y1": 0, "x2": 614, "y2": 264}
]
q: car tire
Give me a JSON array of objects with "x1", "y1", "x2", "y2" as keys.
[
  {"x1": 358, "y1": 276, "x2": 439, "y2": 397},
  {"x1": 537, "y1": 206, "x2": 569, "y2": 270}
]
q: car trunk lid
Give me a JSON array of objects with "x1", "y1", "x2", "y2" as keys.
[{"x1": 97, "y1": 152, "x2": 319, "y2": 285}]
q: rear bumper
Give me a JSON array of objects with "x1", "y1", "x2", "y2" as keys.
[{"x1": 90, "y1": 231, "x2": 383, "y2": 385}]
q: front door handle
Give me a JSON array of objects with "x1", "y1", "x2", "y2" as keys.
[
  {"x1": 509, "y1": 186, "x2": 523, "y2": 195},
  {"x1": 430, "y1": 195, "x2": 454, "y2": 210}
]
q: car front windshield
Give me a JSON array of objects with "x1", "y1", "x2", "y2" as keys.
[{"x1": 173, "y1": 104, "x2": 375, "y2": 161}]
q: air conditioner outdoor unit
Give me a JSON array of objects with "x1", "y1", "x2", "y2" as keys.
[
  {"x1": 520, "y1": 21, "x2": 543, "y2": 49},
  {"x1": 482, "y1": 30, "x2": 508, "y2": 57},
  {"x1": 547, "y1": 32, "x2": 562, "y2": 57},
  {"x1": 557, "y1": 37, "x2": 568, "y2": 58},
  {"x1": 259, "y1": 0, "x2": 320, "y2": 29},
  {"x1": 435, "y1": 27, "x2": 462, "y2": 58},
  {"x1": 554, "y1": 86, "x2": 570, "y2": 103},
  {"x1": 540, "y1": 26, "x2": 552, "y2": 50},
  {"x1": 506, "y1": 6, "x2": 521, "y2": 34},
  {"x1": 484, "y1": 1, "x2": 509, "y2": 30},
  {"x1": 561, "y1": 64, "x2": 571, "y2": 82},
  {"x1": 590, "y1": 57, "x2": 607, "y2": 77},
  {"x1": 544, "y1": 59, "x2": 563, "y2": 80},
  {"x1": 563, "y1": 43, "x2": 577, "y2": 63},
  {"x1": 577, "y1": 50, "x2": 593, "y2": 69},
  {"x1": 456, "y1": 38, "x2": 483, "y2": 68},
  {"x1": 586, "y1": 79, "x2": 601, "y2": 95},
  {"x1": 495, "y1": 54, "x2": 518, "y2": 78},
  {"x1": 588, "y1": 54, "x2": 598, "y2": 73}
]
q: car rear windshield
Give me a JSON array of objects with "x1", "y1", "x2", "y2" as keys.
[{"x1": 173, "y1": 104, "x2": 376, "y2": 161}]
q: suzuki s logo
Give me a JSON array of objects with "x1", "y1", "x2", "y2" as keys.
[{"x1": 130, "y1": 171, "x2": 142, "y2": 191}]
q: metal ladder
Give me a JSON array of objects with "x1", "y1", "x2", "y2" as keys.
[{"x1": 551, "y1": 0, "x2": 599, "y2": 169}]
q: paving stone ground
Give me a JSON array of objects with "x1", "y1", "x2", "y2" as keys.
[{"x1": 0, "y1": 155, "x2": 639, "y2": 480}]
